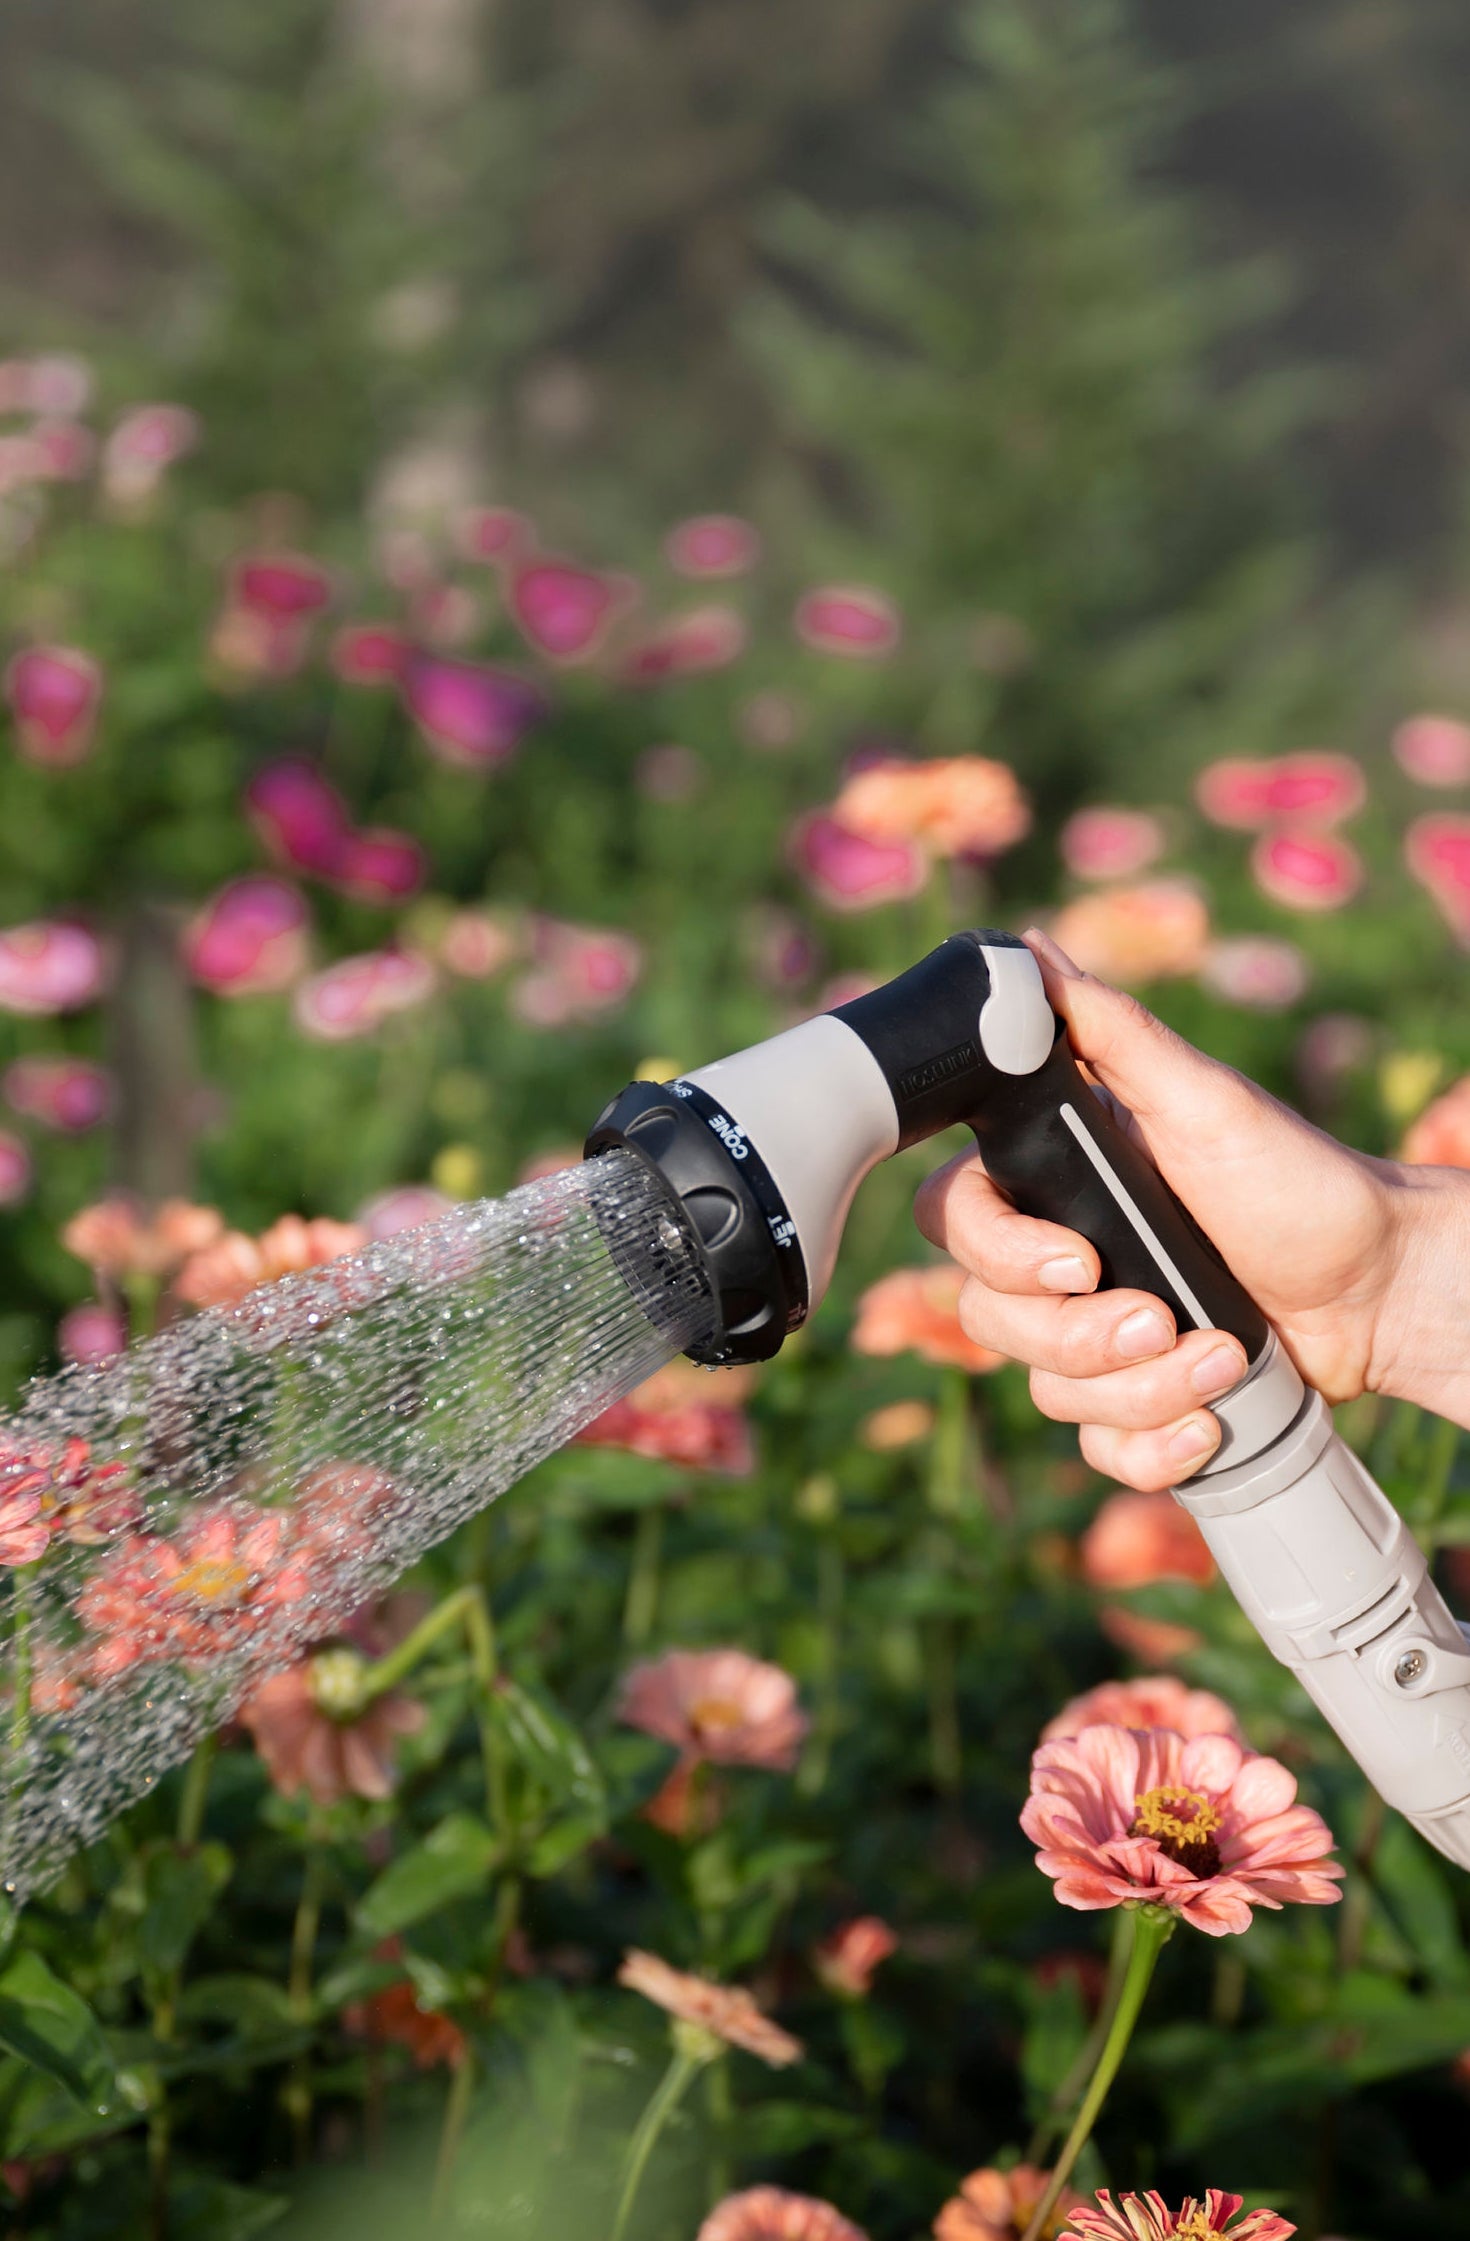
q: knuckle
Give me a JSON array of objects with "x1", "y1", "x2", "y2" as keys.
[{"x1": 1029, "y1": 1368, "x2": 1067, "y2": 1422}]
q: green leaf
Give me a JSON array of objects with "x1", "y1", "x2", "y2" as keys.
[
  {"x1": 140, "y1": 1842, "x2": 233, "y2": 1980},
  {"x1": 490, "y1": 1678, "x2": 607, "y2": 1817},
  {"x1": 158, "y1": 2173, "x2": 289, "y2": 2241},
  {"x1": 735, "y1": 2100, "x2": 865, "y2": 2156},
  {"x1": 0, "y1": 1951, "x2": 115, "y2": 2110},
  {"x1": 356, "y1": 1813, "x2": 501, "y2": 1938},
  {"x1": 524, "y1": 1807, "x2": 605, "y2": 1879},
  {"x1": 1371, "y1": 1818, "x2": 1470, "y2": 1987}
]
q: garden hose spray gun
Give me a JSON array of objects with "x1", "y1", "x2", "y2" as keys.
[{"x1": 588, "y1": 929, "x2": 1470, "y2": 1870}]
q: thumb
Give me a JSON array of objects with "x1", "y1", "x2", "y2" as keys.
[{"x1": 1021, "y1": 926, "x2": 1270, "y2": 1166}]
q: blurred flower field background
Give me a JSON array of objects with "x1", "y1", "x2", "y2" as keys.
[{"x1": 5, "y1": 1, "x2": 1470, "y2": 2236}]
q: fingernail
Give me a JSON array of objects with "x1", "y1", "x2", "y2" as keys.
[
  {"x1": 1116, "y1": 1307, "x2": 1172, "y2": 1361},
  {"x1": 1023, "y1": 927, "x2": 1083, "y2": 981},
  {"x1": 1190, "y1": 1342, "x2": 1244, "y2": 1400},
  {"x1": 1039, "y1": 1255, "x2": 1091, "y2": 1294},
  {"x1": 1168, "y1": 1415, "x2": 1220, "y2": 1466}
]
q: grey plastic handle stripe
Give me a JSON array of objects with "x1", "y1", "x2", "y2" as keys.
[{"x1": 1059, "y1": 1099, "x2": 1212, "y2": 1328}]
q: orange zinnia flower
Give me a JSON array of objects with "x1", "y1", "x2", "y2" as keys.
[
  {"x1": 812, "y1": 1916, "x2": 897, "y2": 2000},
  {"x1": 238, "y1": 1655, "x2": 424, "y2": 1807},
  {"x1": 1048, "y1": 881, "x2": 1209, "y2": 984},
  {"x1": 1022, "y1": 1724, "x2": 1342, "y2": 1937},
  {"x1": 616, "y1": 1648, "x2": 806, "y2": 1770},
  {"x1": 617, "y1": 1950, "x2": 802, "y2": 2066},
  {"x1": 175, "y1": 1213, "x2": 367, "y2": 1310},
  {"x1": 64, "y1": 1196, "x2": 225, "y2": 1283},
  {"x1": 344, "y1": 1977, "x2": 466, "y2": 2070},
  {"x1": 833, "y1": 756, "x2": 1031, "y2": 861},
  {"x1": 1041, "y1": 1676, "x2": 1239, "y2": 1744},
  {"x1": 578, "y1": 1358, "x2": 756, "y2": 1474},
  {"x1": 699, "y1": 2187, "x2": 869, "y2": 2241},
  {"x1": 851, "y1": 1266, "x2": 1005, "y2": 1374},
  {"x1": 1081, "y1": 1490, "x2": 1215, "y2": 1591},
  {"x1": 1060, "y1": 2190, "x2": 1294, "y2": 2241},
  {"x1": 934, "y1": 2163, "x2": 1084, "y2": 2240}
]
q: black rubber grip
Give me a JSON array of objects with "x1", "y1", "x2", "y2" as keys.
[{"x1": 968, "y1": 1027, "x2": 1270, "y2": 1358}]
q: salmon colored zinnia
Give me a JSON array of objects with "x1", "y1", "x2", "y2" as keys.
[
  {"x1": 1060, "y1": 2189, "x2": 1294, "y2": 2241},
  {"x1": 616, "y1": 1647, "x2": 807, "y2": 1770},
  {"x1": 1041, "y1": 1675, "x2": 1239, "y2": 1745},
  {"x1": 1401, "y1": 1074, "x2": 1470, "y2": 1168},
  {"x1": 617, "y1": 1949, "x2": 802, "y2": 2066},
  {"x1": 833, "y1": 756, "x2": 1031, "y2": 861},
  {"x1": 1081, "y1": 1490, "x2": 1216, "y2": 1591},
  {"x1": 1048, "y1": 881, "x2": 1209, "y2": 985},
  {"x1": 1022, "y1": 1723, "x2": 1342, "y2": 1936},
  {"x1": 175, "y1": 1213, "x2": 367, "y2": 1309},
  {"x1": 934, "y1": 2163, "x2": 1084, "y2": 2241},
  {"x1": 812, "y1": 1916, "x2": 897, "y2": 2000},
  {"x1": 238, "y1": 1654, "x2": 425, "y2": 1807},
  {"x1": 699, "y1": 2187, "x2": 869, "y2": 2241},
  {"x1": 852, "y1": 1265, "x2": 1006, "y2": 1374}
]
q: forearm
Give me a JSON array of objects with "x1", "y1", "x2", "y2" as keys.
[{"x1": 1372, "y1": 1163, "x2": 1470, "y2": 1428}]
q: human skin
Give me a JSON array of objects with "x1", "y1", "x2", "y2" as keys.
[{"x1": 915, "y1": 928, "x2": 1470, "y2": 1492}]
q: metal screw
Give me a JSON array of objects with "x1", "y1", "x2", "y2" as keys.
[{"x1": 1394, "y1": 1648, "x2": 1428, "y2": 1688}]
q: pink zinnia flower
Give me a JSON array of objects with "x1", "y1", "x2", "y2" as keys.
[
  {"x1": 1250, "y1": 829, "x2": 1362, "y2": 913},
  {"x1": 665, "y1": 514, "x2": 761, "y2": 580},
  {"x1": 1195, "y1": 753, "x2": 1364, "y2": 831},
  {"x1": 58, "y1": 1302, "x2": 126, "y2": 1366},
  {"x1": 1048, "y1": 882, "x2": 1209, "y2": 984},
  {"x1": 239, "y1": 1654, "x2": 425, "y2": 1806},
  {"x1": 232, "y1": 552, "x2": 332, "y2": 622},
  {"x1": 330, "y1": 623, "x2": 409, "y2": 686},
  {"x1": 1405, "y1": 812, "x2": 1470, "y2": 943},
  {"x1": 3, "y1": 646, "x2": 104, "y2": 768},
  {"x1": 578, "y1": 1358, "x2": 755, "y2": 1474},
  {"x1": 292, "y1": 947, "x2": 435, "y2": 1041},
  {"x1": 833, "y1": 757, "x2": 1031, "y2": 861},
  {"x1": 30, "y1": 420, "x2": 95, "y2": 482},
  {"x1": 620, "y1": 605, "x2": 747, "y2": 685},
  {"x1": 1022, "y1": 1723, "x2": 1342, "y2": 1936},
  {"x1": 699, "y1": 2188, "x2": 867, "y2": 2241},
  {"x1": 184, "y1": 875, "x2": 310, "y2": 997},
  {"x1": 0, "y1": 921, "x2": 104, "y2": 1016},
  {"x1": 510, "y1": 917, "x2": 641, "y2": 1027},
  {"x1": 437, "y1": 907, "x2": 516, "y2": 980},
  {"x1": 1060, "y1": 807, "x2": 1167, "y2": 884},
  {"x1": 246, "y1": 758, "x2": 351, "y2": 880},
  {"x1": 101, "y1": 403, "x2": 200, "y2": 506},
  {"x1": 24, "y1": 355, "x2": 92, "y2": 417},
  {"x1": 1197, "y1": 936, "x2": 1309, "y2": 1012},
  {"x1": 790, "y1": 811, "x2": 928, "y2": 914},
  {"x1": 357, "y1": 1184, "x2": 453, "y2": 1241},
  {"x1": 400, "y1": 653, "x2": 546, "y2": 769},
  {"x1": 1060, "y1": 2189, "x2": 1294, "y2": 2241},
  {"x1": 1041, "y1": 1676, "x2": 1240, "y2": 1744},
  {"x1": 617, "y1": 1648, "x2": 807, "y2": 1770},
  {"x1": 507, "y1": 556, "x2": 628, "y2": 664},
  {"x1": 618, "y1": 1950, "x2": 803, "y2": 2066},
  {"x1": 1393, "y1": 713, "x2": 1470, "y2": 788},
  {"x1": 934, "y1": 2164, "x2": 1085, "y2": 2241},
  {"x1": 0, "y1": 1436, "x2": 138, "y2": 1548},
  {"x1": 4, "y1": 1058, "x2": 112, "y2": 1133},
  {"x1": 812, "y1": 1917, "x2": 897, "y2": 2000},
  {"x1": 79, "y1": 1503, "x2": 313, "y2": 1676},
  {"x1": 794, "y1": 585, "x2": 901, "y2": 660},
  {"x1": 0, "y1": 1479, "x2": 51, "y2": 1567},
  {"x1": 851, "y1": 1265, "x2": 1005, "y2": 1374},
  {"x1": 0, "y1": 1130, "x2": 30, "y2": 1207},
  {"x1": 1081, "y1": 1489, "x2": 1215, "y2": 1591},
  {"x1": 455, "y1": 505, "x2": 530, "y2": 565},
  {"x1": 332, "y1": 827, "x2": 426, "y2": 907}
]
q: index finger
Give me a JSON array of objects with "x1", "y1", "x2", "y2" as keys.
[{"x1": 914, "y1": 1147, "x2": 1102, "y2": 1298}]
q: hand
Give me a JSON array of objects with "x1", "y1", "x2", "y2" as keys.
[{"x1": 915, "y1": 928, "x2": 1470, "y2": 1490}]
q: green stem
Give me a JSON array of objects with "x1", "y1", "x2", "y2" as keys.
[
  {"x1": 1026, "y1": 1908, "x2": 1133, "y2": 2163},
  {"x1": 623, "y1": 1502, "x2": 665, "y2": 1648},
  {"x1": 1019, "y1": 1905, "x2": 1174, "y2": 2241},
  {"x1": 705, "y1": 2051, "x2": 733, "y2": 2207},
  {"x1": 8, "y1": 1566, "x2": 35, "y2": 1769},
  {"x1": 610, "y1": 2046, "x2": 704, "y2": 2241},
  {"x1": 284, "y1": 1839, "x2": 326, "y2": 2163},
  {"x1": 927, "y1": 1369, "x2": 971, "y2": 1517},
  {"x1": 430, "y1": 2046, "x2": 477, "y2": 2224},
  {"x1": 362, "y1": 1584, "x2": 486, "y2": 1702},
  {"x1": 1337, "y1": 1786, "x2": 1387, "y2": 1975},
  {"x1": 925, "y1": 1611, "x2": 962, "y2": 1797},
  {"x1": 796, "y1": 1534, "x2": 845, "y2": 1799},
  {"x1": 176, "y1": 1734, "x2": 215, "y2": 1847}
]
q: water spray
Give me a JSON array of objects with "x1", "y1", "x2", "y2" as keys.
[{"x1": 2, "y1": 928, "x2": 1467, "y2": 1901}]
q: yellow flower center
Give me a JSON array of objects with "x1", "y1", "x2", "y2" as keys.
[
  {"x1": 689, "y1": 1695, "x2": 745, "y2": 1739},
  {"x1": 171, "y1": 1555, "x2": 250, "y2": 1608},
  {"x1": 1130, "y1": 1784, "x2": 1223, "y2": 1876},
  {"x1": 1173, "y1": 2216, "x2": 1217, "y2": 2240}
]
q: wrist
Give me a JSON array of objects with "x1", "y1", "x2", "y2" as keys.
[{"x1": 1372, "y1": 1161, "x2": 1470, "y2": 1425}]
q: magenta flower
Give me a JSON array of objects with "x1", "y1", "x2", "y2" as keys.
[
  {"x1": 245, "y1": 758, "x2": 350, "y2": 879},
  {"x1": 620, "y1": 605, "x2": 747, "y2": 685},
  {"x1": 455, "y1": 505, "x2": 531, "y2": 564},
  {"x1": 1393, "y1": 713, "x2": 1470, "y2": 789},
  {"x1": 101, "y1": 403, "x2": 200, "y2": 505},
  {"x1": 4, "y1": 1058, "x2": 112, "y2": 1134},
  {"x1": 329, "y1": 623, "x2": 409, "y2": 686},
  {"x1": 0, "y1": 922, "x2": 105, "y2": 1016},
  {"x1": 22, "y1": 354, "x2": 92, "y2": 417},
  {"x1": 333, "y1": 829, "x2": 426, "y2": 907},
  {"x1": 30, "y1": 421, "x2": 95, "y2": 483},
  {"x1": 1250, "y1": 828, "x2": 1362, "y2": 913},
  {"x1": 510, "y1": 917, "x2": 641, "y2": 1027},
  {"x1": 357, "y1": 1184, "x2": 453, "y2": 1242},
  {"x1": 293, "y1": 948, "x2": 435, "y2": 1041},
  {"x1": 232, "y1": 552, "x2": 332, "y2": 621},
  {"x1": 1406, "y1": 813, "x2": 1470, "y2": 942},
  {"x1": 3, "y1": 646, "x2": 104, "y2": 768},
  {"x1": 184, "y1": 875, "x2": 310, "y2": 997},
  {"x1": 664, "y1": 514, "x2": 761, "y2": 579},
  {"x1": 507, "y1": 557, "x2": 627, "y2": 664},
  {"x1": 1195, "y1": 752, "x2": 1365, "y2": 831},
  {"x1": 789, "y1": 810, "x2": 928, "y2": 914},
  {"x1": 1198, "y1": 935, "x2": 1310, "y2": 1011},
  {"x1": 0, "y1": 1131, "x2": 31, "y2": 1208},
  {"x1": 399, "y1": 653, "x2": 547, "y2": 769},
  {"x1": 1060, "y1": 806, "x2": 1166, "y2": 883},
  {"x1": 58, "y1": 1302, "x2": 126, "y2": 1366},
  {"x1": 793, "y1": 585, "x2": 901, "y2": 660}
]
